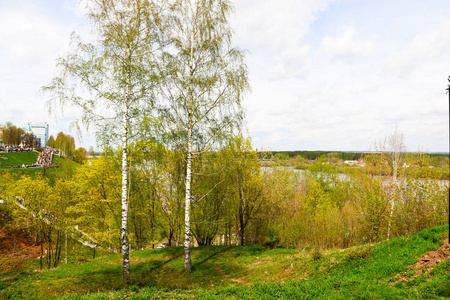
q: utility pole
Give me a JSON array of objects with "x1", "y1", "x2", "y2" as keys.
[{"x1": 447, "y1": 76, "x2": 450, "y2": 242}]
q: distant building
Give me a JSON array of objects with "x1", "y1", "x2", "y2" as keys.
[
  {"x1": 0, "y1": 125, "x2": 4, "y2": 145},
  {"x1": 23, "y1": 123, "x2": 49, "y2": 148}
]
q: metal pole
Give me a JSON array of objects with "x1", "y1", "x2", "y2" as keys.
[{"x1": 447, "y1": 76, "x2": 450, "y2": 242}]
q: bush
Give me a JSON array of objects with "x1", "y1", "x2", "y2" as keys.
[
  {"x1": 346, "y1": 244, "x2": 373, "y2": 260},
  {"x1": 312, "y1": 249, "x2": 322, "y2": 261}
]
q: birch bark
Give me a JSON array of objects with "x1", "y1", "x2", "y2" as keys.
[
  {"x1": 121, "y1": 94, "x2": 130, "y2": 283},
  {"x1": 184, "y1": 117, "x2": 193, "y2": 270}
]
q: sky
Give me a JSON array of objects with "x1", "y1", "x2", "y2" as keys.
[{"x1": 0, "y1": 0, "x2": 449, "y2": 152}]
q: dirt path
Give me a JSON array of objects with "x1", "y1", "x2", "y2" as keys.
[{"x1": 207, "y1": 248, "x2": 249, "y2": 285}]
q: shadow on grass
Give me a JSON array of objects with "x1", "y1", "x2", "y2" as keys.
[{"x1": 192, "y1": 246, "x2": 233, "y2": 270}]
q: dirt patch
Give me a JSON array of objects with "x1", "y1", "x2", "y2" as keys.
[
  {"x1": 392, "y1": 237, "x2": 450, "y2": 284},
  {"x1": 0, "y1": 227, "x2": 40, "y2": 274}
]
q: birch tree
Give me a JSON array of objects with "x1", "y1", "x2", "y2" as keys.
[
  {"x1": 160, "y1": 0, "x2": 248, "y2": 270},
  {"x1": 44, "y1": 0, "x2": 163, "y2": 284},
  {"x1": 375, "y1": 127, "x2": 406, "y2": 239},
  {"x1": 386, "y1": 127, "x2": 406, "y2": 181}
]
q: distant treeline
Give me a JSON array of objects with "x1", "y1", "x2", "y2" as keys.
[
  {"x1": 268, "y1": 150, "x2": 449, "y2": 161},
  {"x1": 268, "y1": 151, "x2": 364, "y2": 161}
]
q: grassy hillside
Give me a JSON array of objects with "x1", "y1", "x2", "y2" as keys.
[
  {"x1": 0, "y1": 224, "x2": 448, "y2": 299},
  {"x1": 0, "y1": 151, "x2": 38, "y2": 168},
  {"x1": 0, "y1": 153, "x2": 80, "y2": 183}
]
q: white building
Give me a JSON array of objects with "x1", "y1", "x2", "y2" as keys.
[{"x1": 24, "y1": 123, "x2": 49, "y2": 148}]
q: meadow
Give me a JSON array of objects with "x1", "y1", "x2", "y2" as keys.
[{"x1": 0, "y1": 224, "x2": 448, "y2": 299}]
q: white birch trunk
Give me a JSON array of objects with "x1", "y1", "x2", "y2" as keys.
[
  {"x1": 387, "y1": 177, "x2": 397, "y2": 240},
  {"x1": 121, "y1": 96, "x2": 130, "y2": 283},
  {"x1": 184, "y1": 121, "x2": 193, "y2": 271},
  {"x1": 184, "y1": 14, "x2": 195, "y2": 271}
]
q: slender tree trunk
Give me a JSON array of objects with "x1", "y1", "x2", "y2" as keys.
[
  {"x1": 13, "y1": 232, "x2": 16, "y2": 254},
  {"x1": 392, "y1": 162, "x2": 398, "y2": 181},
  {"x1": 239, "y1": 211, "x2": 245, "y2": 246},
  {"x1": 65, "y1": 232, "x2": 67, "y2": 264},
  {"x1": 184, "y1": 21, "x2": 196, "y2": 271},
  {"x1": 184, "y1": 119, "x2": 193, "y2": 271},
  {"x1": 40, "y1": 242, "x2": 43, "y2": 270},
  {"x1": 387, "y1": 179, "x2": 396, "y2": 240},
  {"x1": 121, "y1": 97, "x2": 130, "y2": 284}
]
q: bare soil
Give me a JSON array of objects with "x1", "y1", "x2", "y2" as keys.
[
  {"x1": 393, "y1": 236, "x2": 450, "y2": 284},
  {"x1": 0, "y1": 225, "x2": 40, "y2": 274}
]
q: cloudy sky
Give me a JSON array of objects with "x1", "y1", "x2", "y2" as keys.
[{"x1": 1, "y1": 0, "x2": 449, "y2": 152}]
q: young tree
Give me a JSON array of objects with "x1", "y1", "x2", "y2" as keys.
[
  {"x1": 373, "y1": 127, "x2": 406, "y2": 239},
  {"x1": 222, "y1": 136, "x2": 263, "y2": 246},
  {"x1": 160, "y1": 0, "x2": 249, "y2": 270},
  {"x1": 55, "y1": 132, "x2": 66, "y2": 156},
  {"x1": 386, "y1": 127, "x2": 406, "y2": 181},
  {"x1": 70, "y1": 153, "x2": 122, "y2": 253},
  {"x1": 22, "y1": 132, "x2": 38, "y2": 148},
  {"x1": 47, "y1": 135, "x2": 55, "y2": 148},
  {"x1": 7, "y1": 177, "x2": 71, "y2": 269},
  {"x1": 73, "y1": 147, "x2": 88, "y2": 164},
  {"x1": 44, "y1": 0, "x2": 163, "y2": 283},
  {"x1": 3, "y1": 123, "x2": 23, "y2": 147}
]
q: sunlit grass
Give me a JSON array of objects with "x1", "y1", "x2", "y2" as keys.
[
  {"x1": 0, "y1": 224, "x2": 448, "y2": 299},
  {"x1": 0, "y1": 151, "x2": 38, "y2": 168}
]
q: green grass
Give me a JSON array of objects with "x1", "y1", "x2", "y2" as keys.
[
  {"x1": 0, "y1": 224, "x2": 448, "y2": 299},
  {"x1": 0, "y1": 153, "x2": 80, "y2": 183},
  {"x1": 0, "y1": 151, "x2": 38, "y2": 168}
]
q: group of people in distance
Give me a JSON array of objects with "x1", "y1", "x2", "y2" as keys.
[
  {"x1": 36, "y1": 149, "x2": 54, "y2": 167},
  {"x1": 0, "y1": 146, "x2": 33, "y2": 153},
  {"x1": 0, "y1": 147, "x2": 57, "y2": 169}
]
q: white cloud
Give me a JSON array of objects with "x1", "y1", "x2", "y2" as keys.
[
  {"x1": 319, "y1": 26, "x2": 374, "y2": 59},
  {"x1": 232, "y1": 0, "x2": 335, "y2": 81},
  {"x1": 0, "y1": 8, "x2": 61, "y2": 60},
  {"x1": 387, "y1": 18, "x2": 450, "y2": 72}
]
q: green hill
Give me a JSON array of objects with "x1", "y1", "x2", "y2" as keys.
[
  {"x1": 0, "y1": 151, "x2": 38, "y2": 168},
  {"x1": 0, "y1": 153, "x2": 80, "y2": 182},
  {"x1": 0, "y1": 224, "x2": 448, "y2": 299}
]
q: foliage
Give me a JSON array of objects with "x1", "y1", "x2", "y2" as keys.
[
  {"x1": 47, "y1": 135, "x2": 55, "y2": 148},
  {"x1": 2, "y1": 123, "x2": 24, "y2": 147},
  {"x1": 55, "y1": 132, "x2": 75, "y2": 159},
  {"x1": 260, "y1": 166, "x2": 448, "y2": 249},
  {"x1": 271, "y1": 151, "x2": 449, "y2": 180},
  {"x1": 44, "y1": 0, "x2": 165, "y2": 283},
  {"x1": 5, "y1": 176, "x2": 73, "y2": 270},
  {"x1": 158, "y1": 0, "x2": 249, "y2": 271},
  {"x1": 69, "y1": 153, "x2": 122, "y2": 253},
  {"x1": 73, "y1": 147, "x2": 88, "y2": 164},
  {"x1": 21, "y1": 132, "x2": 38, "y2": 148}
]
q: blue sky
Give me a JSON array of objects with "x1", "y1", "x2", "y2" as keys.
[{"x1": 1, "y1": 0, "x2": 449, "y2": 152}]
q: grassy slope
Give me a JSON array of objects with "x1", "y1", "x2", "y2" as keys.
[
  {"x1": 0, "y1": 225, "x2": 448, "y2": 299},
  {"x1": 0, "y1": 152, "x2": 38, "y2": 168},
  {"x1": 0, "y1": 154, "x2": 80, "y2": 183}
]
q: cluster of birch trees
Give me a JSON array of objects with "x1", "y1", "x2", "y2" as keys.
[{"x1": 43, "y1": 0, "x2": 248, "y2": 282}]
